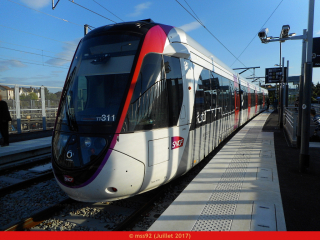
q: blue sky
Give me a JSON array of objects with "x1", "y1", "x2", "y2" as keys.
[{"x1": 0, "y1": 0, "x2": 320, "y2": 90}]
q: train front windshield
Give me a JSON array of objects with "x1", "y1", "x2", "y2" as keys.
[{"x1": 57, "y1": 32, "x2": 141, "y2": 133}]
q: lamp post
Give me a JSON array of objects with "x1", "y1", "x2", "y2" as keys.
[{"x1": 258, "y1": 0, "x2": 314, "y2": 172}]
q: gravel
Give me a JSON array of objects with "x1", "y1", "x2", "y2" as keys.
[
  {"x1": 0, "y1": 178, "x2": 67, "y2": 229},
  {"x1": 32, "y1": 202, "x2": 133, "y2": 231},
  {"x1": 0, "y1": 180, "x2": 11, "y2": 188},
  {"x1": 1, "y1": 144, "x2": 216, "y2": 231}
]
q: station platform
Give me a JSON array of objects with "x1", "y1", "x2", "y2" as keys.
[
  {"x1": 0, "y1": 137, "x2": 51, "y2": 165},
  {"x1": 149, "y1": 112, "x2": 286, "y2": 231}
]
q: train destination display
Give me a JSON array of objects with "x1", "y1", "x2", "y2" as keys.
[{"x1": 265, "y1": 67, "x2": 287, "y2": 84}]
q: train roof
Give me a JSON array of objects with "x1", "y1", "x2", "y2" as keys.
[
  {"x1": 167, "y1": 26, "x2": 265, "y2": 92},
  {"x1": 85, "y1": 20, "x2": 267, "y2": 93}
]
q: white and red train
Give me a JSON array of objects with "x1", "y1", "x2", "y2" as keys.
[{"x1": 52, "y1": 19, "x2": 268, "y2": 202}]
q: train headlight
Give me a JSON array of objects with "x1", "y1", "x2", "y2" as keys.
[
  {"x1": 61, "y1": 135, "x2": 69, "y2": 145},
  {"x1": 94, "y1": 138, "x2": 106, "y2": 149},
  {"x1": 84, "y1": 137, "x2": 92, "y2": 147},
  {"x1": 80, "y1": 137, "x2": 107, "y2": 165}
]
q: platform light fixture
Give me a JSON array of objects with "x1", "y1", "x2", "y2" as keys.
[
  {"x1": 280, "y1": 25, "x2": 290, "y2": 40},
  {"x1": 258, "y1": 28, "x2": 269, "y2": 43},
  {"x1": 258, "y1": 25, "x2": 303, "y2": 44}
]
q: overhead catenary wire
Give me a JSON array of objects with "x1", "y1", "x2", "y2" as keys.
[
  {"x1": 92, "y1": 0, "x2": 124, "y2": 22},
  {"x1": 7, "y1": 0, "x2": 84, "y2": 27},
  {"x1": 230, "y1": 0, "x2": 284, "y2": 67},
  {"x1": 67, "y1": 0, "x2": 117, "y2": 23},
  {"x1": 0, "y1": 40, "x2": 58, "y2": 54},
  {"x1": 0, "y1": 57, "x2": 69, "y2": 69},
  {"x1": 183, "y1": 0, "x2": 203, "y2": 25},
  {"x1": 0, "y1": 46, "x2": 72, "y2": 62},
  {"x1": 174, "y1": 0, "x2": 250, "y2": 70},
  {"x1": 0, "y1": 54, "x2": 61, "y2": 66},
  {"x1": 0, "y1": 25, "x2": 78, "y2": 46}
]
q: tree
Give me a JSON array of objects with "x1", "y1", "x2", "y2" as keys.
[
  {"x1": 29, "y1": 92, "x2": 38, "y2": 100},
  {"x1": 19, "y1": 94, "x2": 29, "y2": 101},
  {"x1": 312, "y1": 81, "x2": 320, "y2": 102},
  {"x1": 44, "y1": 87, "x2": 60, "y2": 101}
]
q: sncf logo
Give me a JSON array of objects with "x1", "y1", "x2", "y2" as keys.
[
  {"x1": 171, "y1": 137, "x2": 184, "y2": 150},
  {"x1": 64, "y1": 175, "x2": 74, "y2": 183}
]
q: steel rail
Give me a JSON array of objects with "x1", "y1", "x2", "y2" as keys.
[
  {"x1": 3, "y1": 198, "x2": 74, "y2": 231},
  {"x1": 0, "y1": 172, "x2": 53, "y2": 196},
  {"x1": 113, "y1": 186, "x2": 166, "y2": 231}
]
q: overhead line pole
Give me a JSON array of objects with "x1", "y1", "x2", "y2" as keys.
[
  {"x1": 297, "y1": 29, "x2": 307, "y2": 148},
  {"x1": 52, "y1": 0, "x2": 61, "y2": 10},
  {"x1": 299, "y1": 0, "x2": 315, "y2": 172}
]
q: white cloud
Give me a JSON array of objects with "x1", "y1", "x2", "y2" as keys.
[
  {"x1": 20, "y1": 0, "x2": 51, "y2": 9},
  {"x1": 45, "y1": 38, "x2": 80, "y2": 66},
  {"x1": 179, "y1": 21, "x2": 202, "y2": 32},
  {"x1": 0, "y1": 59, "x2": 27, "y2": 72},
  {"x1": 316, "y1": 30, "x2": 320, "y2": 35},
  {"x1": 129, "y1": 2, "x2": 151, "y2": 17}
]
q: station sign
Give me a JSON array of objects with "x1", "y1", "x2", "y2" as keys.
[
  {"x1": 313, "y1": 37, "x2": 320, "y2": 68},
  {"x1": 265, "y1": 67, "x2": 287, "y2": 84}
]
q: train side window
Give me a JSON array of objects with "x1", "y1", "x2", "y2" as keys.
[
  {"x1": 131, "y1": 53, "x2": 163, "y2": 103},
  {"x1": 222, "y1": 77, "x2": 230, "y2": 113},
  {"x1": 230, "y1": 81, "x2": 234, "y2": 111},
  {"x1": 251, "y1": 89, "x2": 255, "y2": 107},
  {"x1": 243, "y1": 87, "x2": 248, "y2": 109},
  {"x1": 76, "y1": 76, "x2": 88, "y2": 111},
  {"x1": 123, "y1": 53, "x2": 168, "y2": 132},
  {"x1": 210, "y1": 71, "x2": 220, "y2": 108},
  {"x1": 164, "y1": 55, "x2": 183, "y2": 127},
  {"x1": 200, "y1": 69, "x2": 211, "y2": 111},
  {"x1": 218, "y1": 77, "x2": 223, "y2": 112},
  {"x1": 123, "y1": 54, "x2": 183, "y2": 132}
]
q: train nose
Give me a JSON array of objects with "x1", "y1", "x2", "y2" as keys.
[{"x1": 57, "y1": 150, "x2": 145, "y2": 202}]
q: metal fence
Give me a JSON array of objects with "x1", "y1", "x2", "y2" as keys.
[
  {"x1": 283, "y1": 106, "x2": 298, "y2": 146},
  {"x1": 0, "y1": 84, "x2": 62, "y2": 134},
  {"x1": 311, "y1": 104, "x2": 320, "y2": 115},
  {"x1": 283, "y1": 104, "x2": 320, "y2": 146}
]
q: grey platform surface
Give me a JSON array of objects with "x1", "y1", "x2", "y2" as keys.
[
  {"x1": 0, "y1": 137, "x2": 51, "y2": 158},
  {"x1": 149, "y1": 112, "x2": 286, "y2": 231}
]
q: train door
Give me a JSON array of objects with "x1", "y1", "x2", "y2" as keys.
[
  {"x1": 205, "y1": 87, "x2": 213, "y2": 155},
  {"x1": 263, "y1": 92, "x2": 265, "y2": 109},
  {"x1": 192, "y1": 64, "x2": 204, "y2": 164},
  {"x1": 255, "y1": 89, "x2": 258, "y2": 115},
  {"x1": 174, "y1": 58, "x2": 195, "y2": 175},
  {"x1": 221, "y1": 77, "x2": 230, "y2": 139},
  {"x1": 210, "y1": 72, "x2": 219, "y2": 150},
  {"x1": 181, "y1": 59, "x2": 195, "y2": 171},
  {"x1": 200, "y1": 69, "x2": 211, "y2": 157},
  {"x1": 230, "y1": 80, "x2": 234, "y2": 132},
  {"x1": 234, "y1": 75, "x2": 240, "y2": 129},
  {"x1": 213, "y1": 73, "x2": 222, "y2": 146},
  {"x1": 248, "y1": 84, "x2": 251, "y2": 120},
  {"x1": 239, "y1": 83, "x2": 244, "y2": 126}
]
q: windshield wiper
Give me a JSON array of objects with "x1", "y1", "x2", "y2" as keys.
[
  {"x1": 67, "y1": 106, "x2": 78, "y2": 132},
  {"x1": 63, "y1": 67, "x2": 78, "y2": 132}
]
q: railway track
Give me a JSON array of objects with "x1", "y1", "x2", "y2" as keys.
[
  {"x1": 4, "y1": 198, "x2": 73, "y2": 231},
  {"x1": 0, "y1": 156, "x2": 52, "y2": 194},
  {"x1": 2, "y1": 141, "x2": 226, "y2": 231},
  {"x1": 2, "y1": 113, "x2": 263, "y2": 231},
  {"x1": 0, "y1": 153, "x2": 51, "y2": 174},
  {"x1": 0, "y1": 171, "x2": 53, "y2": 196}
]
